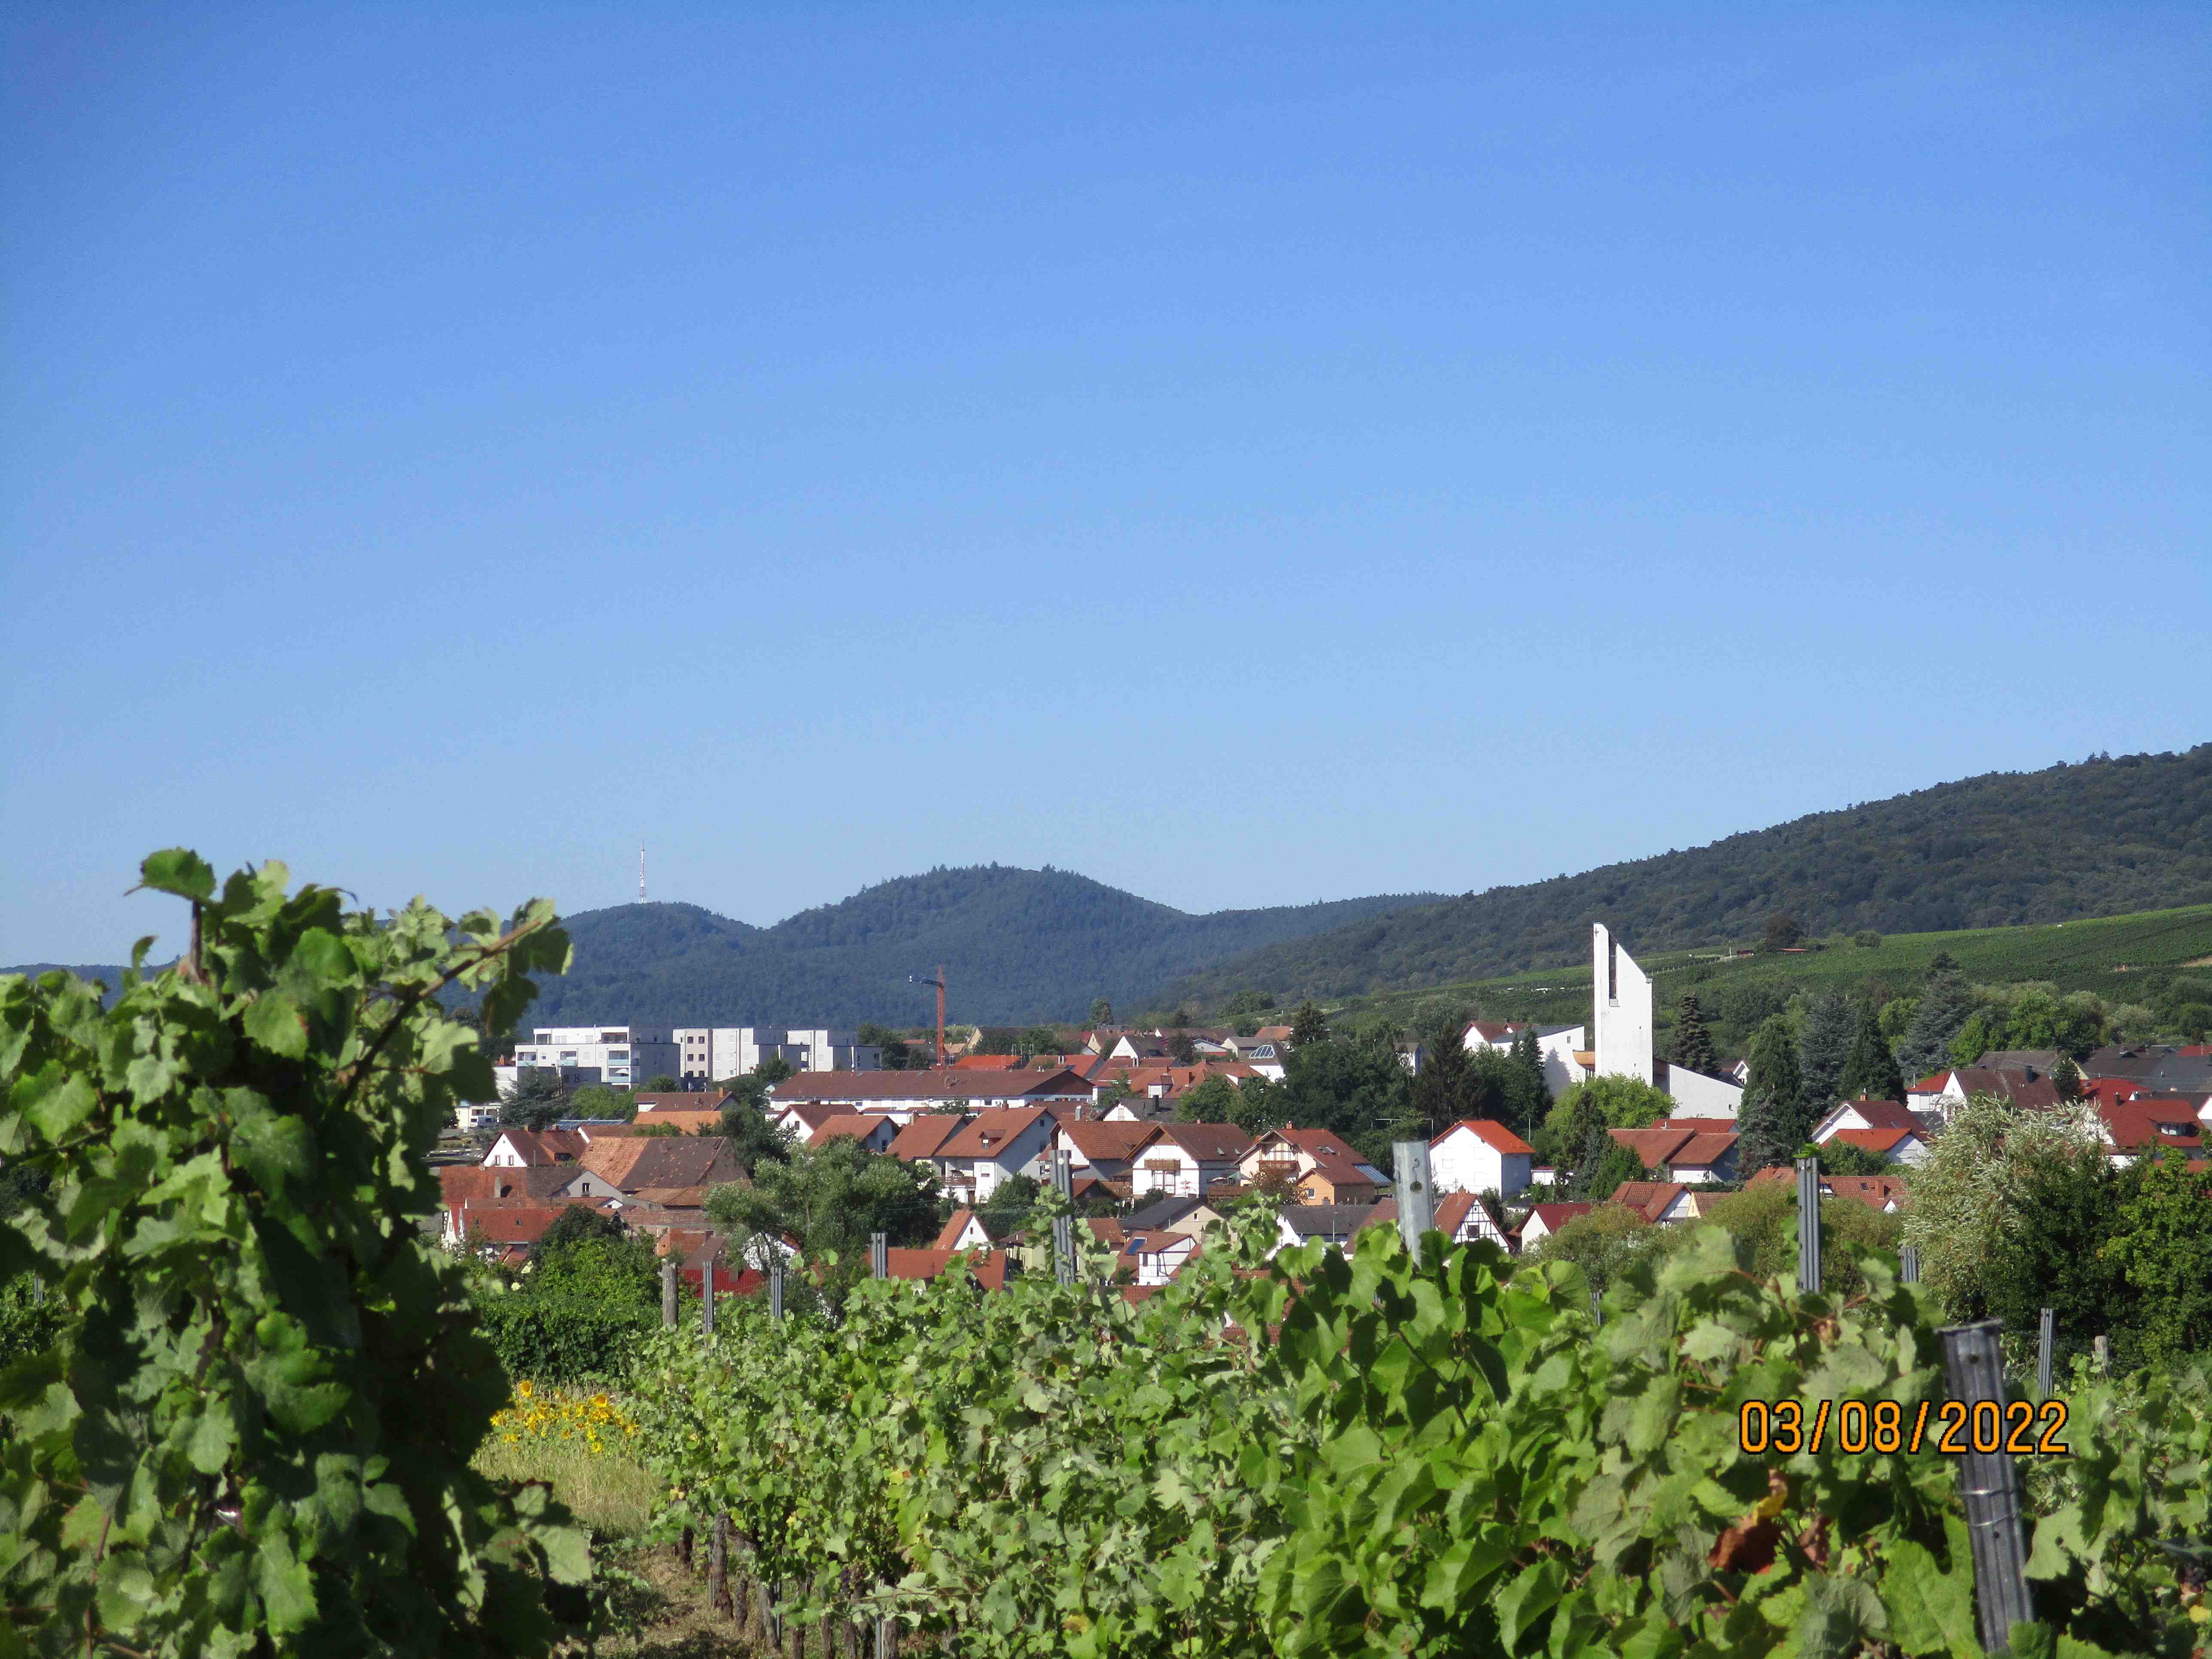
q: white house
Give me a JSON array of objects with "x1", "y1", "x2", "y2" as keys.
[
  {"x1": 935, "y1": 1108, "x2": 1060, "y2": 1202},
  {"x1": 1508, "y1": 1201, "x2": 1594, "y2": 1252},
  {"x1": 807, "y1": 1115, "x2": 899, "y2": 1153},
  {"x1": 1462, "y1": 1019, "x2": 1526, "y2": 1054},
  {"x1": 1129, "y1": 1123, "x2": 1255, "y2": 1199},
  {"x1": 1273, "y1": 1192, "x2": 1507, "y2": 1258},
  {"x1": 1613, "y1": 1180, "x2": 1701, "y2": 1225},
  {"x1": 1129, "y1": 1230, "x2": 1200, "y2": 1286},
  {"x1": 933, "y1": 1209, "x2": 995, "y2": 1254},
  {"x1": 1238, "y1": 1127, "x2": 1389, "y2": 1204},
  {"x1": 1811, "y1": 1098, "x2": 1936, "y2": 1167},
  {"x1": 1231, "y1": 1039, "x2": 1288, "y2": 1081},
  {"x1": 1607, "y1": 1123, "x2": 1741, "y2": 1183},
  {"x1": 1376, "y1": 1191, "x2": 1510, "y2": 1250},
  {"x1": 1429, "y1": 1119, "x2": 1535, "y2": 1199},
  {"x1": 1058, "y1": 1120, "x2": 1152, "y2": 1184},
  {"x1": 1531, "y1": 1026, "x2": 1588, "y2": 1100},
  {"x1": 481, "y1": 1128, "x2": 589, "y2": 1169}
]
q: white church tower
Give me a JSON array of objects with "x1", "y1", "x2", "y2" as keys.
[{"x1": 1591, "y1": 923, "x2": 1655, "y2": 1085}]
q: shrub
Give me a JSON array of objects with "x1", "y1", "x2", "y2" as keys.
[{"x1": 1695, "y1": 1180, "x2": 1902, "y2": 1297}]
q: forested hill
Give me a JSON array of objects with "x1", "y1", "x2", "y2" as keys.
[
  {"x1": 521, "y1": 867, "x2": 1438, "y2": 1027},
  {"x1": 1148, "y1": 745, "x2": 2212, "y2": 1010}
]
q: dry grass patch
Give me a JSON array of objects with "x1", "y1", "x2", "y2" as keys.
[{"x1": 473, "y1": 1436, "x2": 662, "y2": 1540}]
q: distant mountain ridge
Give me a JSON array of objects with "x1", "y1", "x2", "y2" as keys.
[
  {"x1": 17, "y1": 747, "x2": 2209, "y2": 1030},
  {"x1": 1145, "y1": 745, "x2": 2212, "y2": 1009},
  {"x1": 524, "y1": 866, "x2": 1440, "y2": 1027}
]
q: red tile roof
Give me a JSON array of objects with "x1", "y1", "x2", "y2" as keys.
[
  {"x1": 1059, "y1": 1120, "x2": 1152, "y2": 1161},
  {"x1": 1828, "y1": 1127, "x2": 1919, "y2": 1155},
  {"x1": 1434, "y1": 1118, "x2": 1537, "y2": 1155},
  {"x1": 635, "y1": 1091, "x2": 732, "y2": 1113},
  {"x1": 1511, "y1": 1201, "x2": 1595, "y2": 1237},
  {"x1": 1822, "y1": 1175, "x2": 1908, "y2": 1210},
  {"x1": 1829, "y1": 1098, "x2": 1919, "y2": 1130},
  {"x1": 489, "y1": 1129, "x2": 589, "y2": 1166},
  {"x1": 1609, "y1": 1182, "x2": 1690, "y2": 1222},
  {"x1": 808, "y1": 1114, "x2": 892, "y2": 1148},
  {"x1": 887, "y1": 1114, "x2": 971, "y2": 1160},
  {"x1": 772, "y1": 1067, "x2": 1092, "y2": 1103},
  {"x1": 2097, "y1": 1098, "x2": 2206, "y2": 1154},
  {"x1": 1607, "y1": 1127, "x2": 1731, "y2": 1170},
  {"x1": 2081, "y1": 1077, "x2": 2144, "y2": 1109},
  {"x1": 1365, "y1": 1190, "x2": 1492, "y2": 1242},
  {"x1": 618, "y1": 1110, "x2": 725, "y2": 1135},
  {"x1": 453, "y1": 1200, "x2": 610, "y2": 1246},
  {"x1": 1133, "y1": 1122, "x2": 1256, "y2": 1161},
  {"x1": 932, "y1": 1208, "x2": 988, "y2": 1250},
  {"x1": 1747, "y1": 1166, "x2": 1910, "y2": 1210},
  {"x1": 881, "y1": 1247, "x2": 1009, "y2": 1290},
  {"x1": 951, "y1": 1054, "x2": 1023, "y2": 1070},
  {"x1": 1949, "y1": 1069, "x2": 2064, "y2": 1111},
  {"x1": 936, "y1": 1107, "x2": 1054, "y2": 1161}
]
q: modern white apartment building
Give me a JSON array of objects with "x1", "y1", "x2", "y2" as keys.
[
  {"x1": 675, "y1": 1027, "x2": 881, "y2": 1081},
  {"x1": 511, "y1": 1026, "x2": 679, "y2": 1089}
]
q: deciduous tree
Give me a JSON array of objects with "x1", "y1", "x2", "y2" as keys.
[
  {"x1": 2106, "y1": 1149, "x2": 2212, "y2": 1368},
  {"x1": 1578, "y1": 1136, "x2": 1648, "y2": 1203}
]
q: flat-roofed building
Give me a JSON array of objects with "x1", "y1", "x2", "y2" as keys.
[{"x1": 512, "y1": 1026, "x2": 678, "y2": 1090}]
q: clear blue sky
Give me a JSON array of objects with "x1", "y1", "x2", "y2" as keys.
[{"x1": 4, "y1": 4, "x2": 2206, "y2": 962}]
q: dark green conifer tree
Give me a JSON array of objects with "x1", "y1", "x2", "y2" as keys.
[
  {"x1": 1738, "y1": 1014, "x2": 1808, "y2": 1179},
  {"x1": 1507, "y1": 1024, "x2": 1552, "y2": 1136},
  {"x1": 1410, "y1": 1026, "x2": 1476, "y2": 1137},
  {"x1": 1668, "y1": 991, "x2": 1717, "y2": 1076},
  {"x1": 1838, "y1": 1001, "x2": 1906, "y2": 1104},
  {"x1": 1798, "y1": 989, "x2": 1855, "y2": 1112},
  {"x1": 1896, "y1": 968, "x2": 1975, "y2": 1081}
]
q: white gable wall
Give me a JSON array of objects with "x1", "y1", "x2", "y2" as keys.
[
  {"x1": 1538, "y1": 1027, "x2": 1587, "y2": 1100},
  {"x1": 1662, "y1": 1065, "x2": 1743, "y2": 1120},
  {"x1": 1430, "y1": 1128, "x2": 1532, "y2": 1199}
]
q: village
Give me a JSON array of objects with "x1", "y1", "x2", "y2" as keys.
[{"x1": 438, "y1": 923, "x2": 2212, "y2": 1300}]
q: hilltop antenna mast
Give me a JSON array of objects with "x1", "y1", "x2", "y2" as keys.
[{"x1": 638, "y1": 845, "x2": 646, "y2": 903}]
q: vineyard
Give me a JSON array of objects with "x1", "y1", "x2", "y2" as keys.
[
  {"x1": 1330, "y1": 901, "x2": 2212, "y2": 1043},
  {"x1": 626, "y1": 1217, "x2": 2212, "y2": 1659},
  {"x1": 8, "y1": 850, "x2": 2211, "y2": 1657}
]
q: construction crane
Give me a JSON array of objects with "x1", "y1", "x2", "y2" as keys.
[{"x1": 908, "y1": 965, "x2": 947, "y2": 1065}]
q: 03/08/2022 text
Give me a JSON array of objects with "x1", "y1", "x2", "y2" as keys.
[{"x1": 1738, "y1": 1398, "x2": 2070, "y2": 1456}]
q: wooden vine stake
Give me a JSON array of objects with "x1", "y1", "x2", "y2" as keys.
[{"x1": 708, "y1": 1514, "x2": 731, "y2": 1618}]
